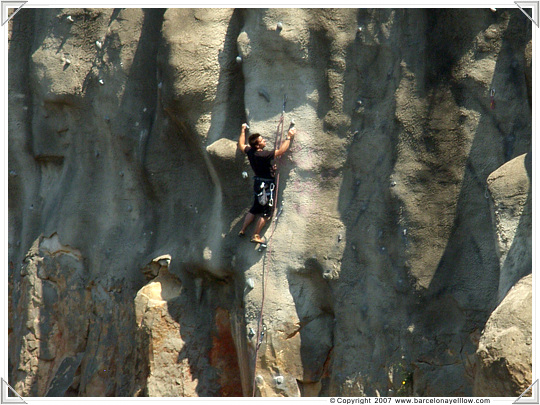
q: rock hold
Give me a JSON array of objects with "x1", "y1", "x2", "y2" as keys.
[
  {"x1": 258, "y1": 88, "x2": 271, "y2": 103},
  {"x1": 142, "y1": 254, "x2": 172, "y2": 281}
]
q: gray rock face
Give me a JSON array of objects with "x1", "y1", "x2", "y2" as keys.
[
  {"x1": 472, "y1": 154, "x2": 532, "y2": 397},
  {"x1": 8, "y1": 8, "x2": 531, "y2": 397},
  {"x1": 487, "y1": 154, "x2": 532, "y2": 303}
]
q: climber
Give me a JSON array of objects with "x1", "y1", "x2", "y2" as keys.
[{"x1": 238, "y1": 122, "x2": 296, "y2": 244}]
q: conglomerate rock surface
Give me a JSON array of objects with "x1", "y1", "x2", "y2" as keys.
[
  {"x1": 8, "y1": 8, "x2": 531, "y2": 397},
  {"x1": 473, "y1": 273, "x2": 532, "y2": 397}
]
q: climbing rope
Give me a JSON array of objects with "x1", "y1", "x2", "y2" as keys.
[{"x1": 251, "y1": 97, "x2": 287, "y2": 397}]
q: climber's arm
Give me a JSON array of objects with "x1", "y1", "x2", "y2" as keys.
[
  {"x1": 274, "y1": 128, "x2": 296, "y2": 158},
  {"x1": 238, "y1": 123, "x2": 248, "y2": 153}
]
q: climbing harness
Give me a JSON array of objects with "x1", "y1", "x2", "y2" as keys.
[
  {"x1": 255, "y1": 181, "x2": 277, "y2": 207},
  {"x1": 254, "y1": 176, "x2": 275, "y2": 207},
  {"x1": 251, "y1": 95, "x2": 290, "y2": 397}
]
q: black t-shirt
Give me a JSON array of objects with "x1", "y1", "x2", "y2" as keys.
[{"x1": 245, "y1": 146, "x2": 275, "y2": 179}]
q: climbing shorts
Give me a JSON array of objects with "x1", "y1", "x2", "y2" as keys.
[{"x1": 249, "y1": 177, "x2": 275, "y2": 218}]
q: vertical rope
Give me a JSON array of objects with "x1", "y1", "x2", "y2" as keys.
[{"x1": 251, "y1": 109, "x2": 286, "y2": 397}]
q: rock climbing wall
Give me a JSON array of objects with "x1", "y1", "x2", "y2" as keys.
[{"x1": 8, "y1": 8, "x2": 532, "y2": 397}]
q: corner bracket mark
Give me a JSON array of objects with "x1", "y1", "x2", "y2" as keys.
[{"x1": 515, "y1": 1, "x2": 540, "y2": 27}]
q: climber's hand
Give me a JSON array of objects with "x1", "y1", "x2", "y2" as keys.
[{"x1": 288, "y1": 128, "x2": 296, "y2": 139}]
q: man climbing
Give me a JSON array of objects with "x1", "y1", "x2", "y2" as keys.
[{"x1": 238, "y1": 123, "x2": 296, "y2": 243}]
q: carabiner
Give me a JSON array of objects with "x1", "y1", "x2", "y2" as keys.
[{"x1": 268, "y1": 183, "x2": 275, "y2": 207}]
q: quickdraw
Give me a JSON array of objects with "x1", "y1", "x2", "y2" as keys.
[
  {"x1": 490, "y1": 88, "x2": 496, "y2": 110},
  {"x1": 268, "y1": 183, "x2": 275, "y2": 207},
  {"x1": 257, "y1": 324, "x2": 267, "y2": 349}
]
